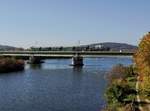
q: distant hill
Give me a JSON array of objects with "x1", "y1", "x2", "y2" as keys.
[
  {"x1": 0, "y1": 45, "x2": 20, "y2": 51},
  {"x1": 84, "y1": 42, "x2": 137, "y2": 52},
  {"x1": 29, "y1": 42, "x2": 137, "y2": 52}
]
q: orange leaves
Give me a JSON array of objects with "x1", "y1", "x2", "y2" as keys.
[
  {"x1": 134, "y1": 33, "x2": 150, "y2": 72},
  {"x1": 134, "y1": 32, "x2": 150, "y2": 94}
]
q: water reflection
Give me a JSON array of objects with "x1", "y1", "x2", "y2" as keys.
[
  {"x1": 29, "y1": 64, "x2": 42, "y2": 69},
  {"x1": 73, "y1": 66, "x2": 83, "y2": 73}
]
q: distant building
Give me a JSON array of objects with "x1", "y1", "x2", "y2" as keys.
[{"x1": 94, "y1": 44, "x2": 103, "y2": 48}]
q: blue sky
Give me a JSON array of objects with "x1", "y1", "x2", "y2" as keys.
[{"x1": 0, "y1": 0, "x2": 150, "y2": 48}]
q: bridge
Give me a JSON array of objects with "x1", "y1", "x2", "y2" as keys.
[
  {"x1": 0, "y1": 51, "x2": 134, "y2": 57},
  {"x1": 0, "y1": 51, "x2": 134, "y2": 66}
]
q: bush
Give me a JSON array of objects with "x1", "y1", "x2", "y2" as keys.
[
  {"x1": 104, "y1": 64, "x2": 137, "y2": 111},
  {"x1": 105, "y1": 80, "x2": 136, "y2": 105},
  {"x1": 107, "y1": 64, "x2": 135, "y2": 83},
  {"x1": 0, "y1": 58, "x2": 25, "y2": 73}
]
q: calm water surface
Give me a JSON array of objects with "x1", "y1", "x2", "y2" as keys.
[{"x1": 0, "y1": 57, "x2": 132, "y2": 111}]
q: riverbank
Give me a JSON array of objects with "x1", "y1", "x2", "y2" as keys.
[
  {"x1": 0, "y1": 58, "x2": 24, "y2": 73},
  {"x1": 103, "y1": 64, "x2": 138, "y2": 111},
  {"x1": 136, "y1": 77, "x2": 150, "y2": 111}
]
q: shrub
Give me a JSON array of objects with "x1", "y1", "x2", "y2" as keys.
[
  {"x1": 104, "y1": 64, "x2": 137, "y2": 111},
  {"x1": 0, "y1": 58, "x2": 24, "y2": 73},
  {"x1": 105, "y1": 80, "x2": 136, "y2": 105},
  {"x1": 107, "y1": 64, "x2": 135, "y2": 83}
]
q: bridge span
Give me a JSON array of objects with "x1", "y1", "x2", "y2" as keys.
[
  {"x1": 0, "y1": 51, "x2": 134, "y2": 65},
  {"x1": 0, "y1": 51, "x2": 134, "y2": 58}
]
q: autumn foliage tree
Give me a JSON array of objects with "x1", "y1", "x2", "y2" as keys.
[{"x1": 134, "y1": 32, "x2": 150, "y2": 96}]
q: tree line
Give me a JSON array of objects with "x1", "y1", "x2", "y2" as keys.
[{"x1": 28, "y1": 46, "x2": 110, "y2": 51}]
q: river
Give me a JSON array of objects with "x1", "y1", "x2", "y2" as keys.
[{"x1": 0, "y1": 57, "x2": 132, "y2": 111}]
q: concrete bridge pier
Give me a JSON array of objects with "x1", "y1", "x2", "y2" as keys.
[
  {"x1": 28, "y1": 56, "x2": 43, "y2": 64},
  {"x1": 71, "y1": 54, "x2": 84, "y2": 66}
]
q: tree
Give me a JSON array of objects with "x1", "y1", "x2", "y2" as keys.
[
  {"x1": 72, "y1": 47, "x2": 76, "y2": 51},
  {"x1": 39, "y1": 47, "x2": 42, "y2": 51},
  {"x1": 134, "y1": 32, "x2": 150, "y2": 96},
  {"x1": 59, "y1": 46, "x2": 63, "y2": 51},
  {"x1": 85, "y1": 46, "x2": 90, "y2": 51}
]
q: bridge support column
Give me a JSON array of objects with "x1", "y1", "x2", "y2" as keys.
[
  {"x1": 28, "y1": 56, "x2": 43, "y2": 64},
  {"x1": 72, "y1": 54, "x2": 84, "y2": 66}
]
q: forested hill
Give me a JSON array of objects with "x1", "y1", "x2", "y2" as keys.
[
  {"x1": 0, "y1": 45, "x2": 19, "y2": 51},
  {"x1": 83, "y1": 42, "x2": 137, "y2": 52},
  {"x1": 0, "y1": 42, "x2": 137, "y2": 52}
]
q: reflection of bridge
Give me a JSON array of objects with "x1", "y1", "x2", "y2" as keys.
[{"x1": 0, "y1": 51, "x2": 134, "y2": 66}]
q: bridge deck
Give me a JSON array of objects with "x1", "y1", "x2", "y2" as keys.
[{"x1": 0, "y1": 51, "x2": 134, "y2": 58}]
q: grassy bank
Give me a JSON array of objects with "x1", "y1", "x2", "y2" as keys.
[
  {"x1": 0, "y1": 57, "x2": 25, "y2": 73},
  {"x1": 103, "y1": 64, "x2": 138, "y2": 111}
]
